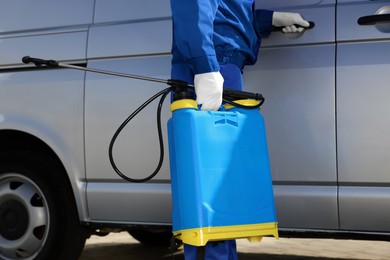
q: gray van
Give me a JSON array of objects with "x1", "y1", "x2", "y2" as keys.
[{"x1": 1, "y1": 0, "x2": 390, "y2": 259}]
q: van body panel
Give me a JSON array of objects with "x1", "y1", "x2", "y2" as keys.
[
  {"x1": 0, "y1": 0, "x2": 94, "y2": 33},
  {"x1": 93, "y1": 0, "x2": 171, "y2": 23},
  {"x1": 87, "y1": 182, "x2": 172, "y2": 223},
  {"x1": 0, "y1": 32, "x2": 88, "y2": 67},
  {"x1": 87, "y1": 21, "x2": 172, "y2": 59},
  {"x1": 1, "y1": 3, "x2": 390, "y2": 256}
]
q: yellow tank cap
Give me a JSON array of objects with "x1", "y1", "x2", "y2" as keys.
[
  {"x1": 224, "y1": 99, "x2": 261, "y2": 110},
  {"x1": 171, "y1": 99, "x2": 198, "y2": 112}
]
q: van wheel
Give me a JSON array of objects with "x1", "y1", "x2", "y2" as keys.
[
  {"x1": 129, "y1": 229, "x2": 173, "y2": 247},
  {"x1": 0, "y1": 151, "x2": 87, "y2": 260}
]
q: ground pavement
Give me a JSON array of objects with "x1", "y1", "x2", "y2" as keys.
[{"x1": 79, "y1": 232, "x2": 390, "y2": 260}]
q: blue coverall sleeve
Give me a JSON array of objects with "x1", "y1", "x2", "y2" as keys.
[
  {"x1": 253, "y1": 9, "x2": 274, "y2": 38},
  {"x1": 170, "y1": 0, "x2": 220, "y2": 74}
]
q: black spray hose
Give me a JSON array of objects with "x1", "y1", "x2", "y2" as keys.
[
  {"x1": 107, "y1": 84, "x2": 265, "y2": 182},
  {"x1": 108, "y1": 86, "x2": 173, "y2": 183}
]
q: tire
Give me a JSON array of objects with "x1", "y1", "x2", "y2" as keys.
[
  {"x1": 0, "y1": 151, "x2": 88, "y2": 260},
  {"x1": 129, "y1": 229, "x2": 173, "y2": 247}
]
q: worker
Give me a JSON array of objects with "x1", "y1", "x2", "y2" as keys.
[{"x1": 169, "y1": 1, "x2": 309, "y2": 259}]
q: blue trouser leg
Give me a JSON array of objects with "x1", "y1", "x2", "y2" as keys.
[
  {"x1": 184, "y1": 241, "x2": 238, "y2": 260},
  {"x1": 219, "y1": 64, "x2": 243, "y2": 91}
]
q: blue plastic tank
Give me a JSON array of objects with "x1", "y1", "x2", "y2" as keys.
[{"x1": 167, "y1": 99, "x2": 278, "y2": 246}]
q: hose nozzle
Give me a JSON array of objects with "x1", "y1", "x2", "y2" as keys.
[{"x1": 22, "y1": 56, "x2": 59, "y2": 67}]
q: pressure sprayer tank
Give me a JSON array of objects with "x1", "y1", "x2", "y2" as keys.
[{"x1": 167, "y1": 98, "x2": 278, "y2": 246}]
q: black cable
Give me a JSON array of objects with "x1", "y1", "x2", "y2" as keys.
[{"x1": 108, "y1": 86, "x2": 173, "y2": 183}]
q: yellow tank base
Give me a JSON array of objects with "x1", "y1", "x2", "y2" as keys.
[{"x1": 173, "y1": 222, "x2": 278, "y2": 246}]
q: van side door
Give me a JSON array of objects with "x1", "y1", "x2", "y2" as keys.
[
  {"x1": 84, "y1": 0, "x2": 173, "y2": 224},
  {"x1": 337, "y1": 0, "x2": 390, "y2": 232},
  {"x1": 250, "y1": 0, "x2": 338, "y2": 230}
]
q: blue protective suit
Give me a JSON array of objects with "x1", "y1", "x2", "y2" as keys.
[
  {"x1": 170, "y1": 0, "x2": 273, "y2": 78},
  {"x1": 169, "y1": 0, "x2": 273, "y2": 259}
]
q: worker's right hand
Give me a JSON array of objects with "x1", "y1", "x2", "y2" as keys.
[
  {"x1": 272, "y1": 12, "x2": 310, "y2": 33},
  {"x1": 194, "y1": 71, "x2": 224, "y2": 111}
]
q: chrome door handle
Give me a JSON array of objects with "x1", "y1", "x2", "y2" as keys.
[{"x1": 358, "y1": 13, "x2": 390, "y2": 25}]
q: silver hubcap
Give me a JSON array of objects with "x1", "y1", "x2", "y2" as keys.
[{"x1": 0, "y1": 173, "x2": 49, "y2": 259}]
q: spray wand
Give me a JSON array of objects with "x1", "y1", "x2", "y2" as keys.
[{"x1": 22, "y1": 56, "x2": 265, "y2": 182}]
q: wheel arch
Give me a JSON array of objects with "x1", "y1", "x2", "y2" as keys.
[
  {"x1": 0, "y1": 129, "x2": 58, "y2": 155},
  {"x1": 0, "y1": 129, "x2": 88, "y2": 222}
]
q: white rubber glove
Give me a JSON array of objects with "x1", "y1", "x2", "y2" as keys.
[
  {"x1": 272, "y1": 12, "x2": 310, "y2": 33},
  {"x1": 194, "y1": 71, "x2": 224, "y2": 111}
]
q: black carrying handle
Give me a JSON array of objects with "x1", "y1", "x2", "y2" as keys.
[
  {"x1": 223, "y1": 88, "x2": 263, "y2": 101},
  {"x1": 358, "y1": 13, "x2": 390, "y2": 25},
  {"x1": 272, "y1": 21, "x2": 315, "y2": 32},
  {"x1": 168, "y1": 79, "x2": 263, "y2": 101}
]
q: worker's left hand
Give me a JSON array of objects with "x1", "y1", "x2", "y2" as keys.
[{"x1": 272, "y1": 12, "x2": 310, "y2": 33}]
